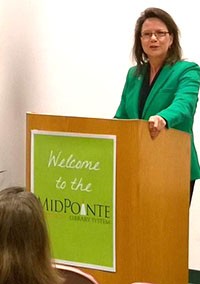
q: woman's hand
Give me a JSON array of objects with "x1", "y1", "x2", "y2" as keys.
[{"x1": 148, "y1": 115, "x2": 166, "y2": 139}]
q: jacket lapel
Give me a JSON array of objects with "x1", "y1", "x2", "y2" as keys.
[
  {"x1": 132, "y1": 75, "x2": 143, "y2": 117},
  {"x1": 142, "y1": 64, "x2": 174, "y2": 118}
]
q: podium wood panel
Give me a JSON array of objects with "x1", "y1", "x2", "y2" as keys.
[{"x1": 26, "y1": 113, "x2": 190, "y2": 284}]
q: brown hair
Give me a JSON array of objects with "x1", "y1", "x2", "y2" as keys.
[
  {"x1": 0, "y1": 187, "x2": 63, "y2": 284},
  {"x1": 132, "y1": 7, "x2": 182, "y2": 74}
]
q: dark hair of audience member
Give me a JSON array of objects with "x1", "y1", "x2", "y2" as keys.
[{"x1": 0, "y1": 186, "x2": 64, "y2": 284}]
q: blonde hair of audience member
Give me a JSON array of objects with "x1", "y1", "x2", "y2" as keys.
[{"x1": 0, "y1": 186, "x2": 63, "y2": 284}]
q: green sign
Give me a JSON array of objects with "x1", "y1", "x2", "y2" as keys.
[{"x1": 31, "y1": 130, "x2": 116, "y2": 271}]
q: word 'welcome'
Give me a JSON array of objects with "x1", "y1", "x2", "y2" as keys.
[{"x1": 48, "y1": 150, "x2": 100, "y2": 171}]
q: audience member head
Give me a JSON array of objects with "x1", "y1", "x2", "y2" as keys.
[{"x1": 0, "y1": 186, "x2": 63, "y2": 284}]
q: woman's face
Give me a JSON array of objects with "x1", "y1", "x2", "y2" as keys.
[{"x1": 140, "y1": 17, "x2": 173, "y2": 62}]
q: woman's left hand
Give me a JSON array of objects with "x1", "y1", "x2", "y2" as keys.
[{"x1": 148, "y1": 115, "x2": 167, "y2": 139}]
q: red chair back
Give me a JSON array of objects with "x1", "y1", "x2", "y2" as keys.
[{"x1": 56, "y1": 264, "x2": 99, "y2": 284}]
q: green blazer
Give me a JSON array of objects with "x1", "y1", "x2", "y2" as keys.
[{"x1": 115, "y1": 61, "x2": 200, "y2": 180}]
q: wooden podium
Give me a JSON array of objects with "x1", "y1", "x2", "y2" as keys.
[{"x1": 26, "y1": 113, "x2": 190, "y2": 284}]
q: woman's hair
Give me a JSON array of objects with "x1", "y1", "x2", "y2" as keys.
[
  {"x1": 132, "y1": 7, "x2": 182, "y2": 74},
  {"x1": 0, "y1": 187, "x2": 63, "y2": 284}
]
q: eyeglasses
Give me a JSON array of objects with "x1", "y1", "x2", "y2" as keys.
[{"x1": 141, "y1": 31, "x2": 169, "y2": 40}]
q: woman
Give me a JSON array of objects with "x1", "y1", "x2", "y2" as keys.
[
  {"x1": 114, "y1": 7, "x2": 200, "y2": 202},
  {"x1": 0, "y1": 187, "x2": 63, "y2": 284}
]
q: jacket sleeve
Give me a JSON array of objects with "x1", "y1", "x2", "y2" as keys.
[
  {"x1": 157, "y1": 62, "x2": 200, "y2": 129},
  {"x1": 114, "y1": 68, "x2": 134, "y2": 119}
]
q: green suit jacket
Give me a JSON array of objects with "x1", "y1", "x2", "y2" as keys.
[{"x1": 115, "y1": 61, "x2": 200, "y2": 180}]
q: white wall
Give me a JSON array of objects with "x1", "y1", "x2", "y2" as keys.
[{"x1": 0, "y1": 0, "x2": 199, "y2": 270}]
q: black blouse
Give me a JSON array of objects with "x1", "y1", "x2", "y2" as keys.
[{"x1": 138, "y1": 64, "x2": 163, "y2": 118}]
